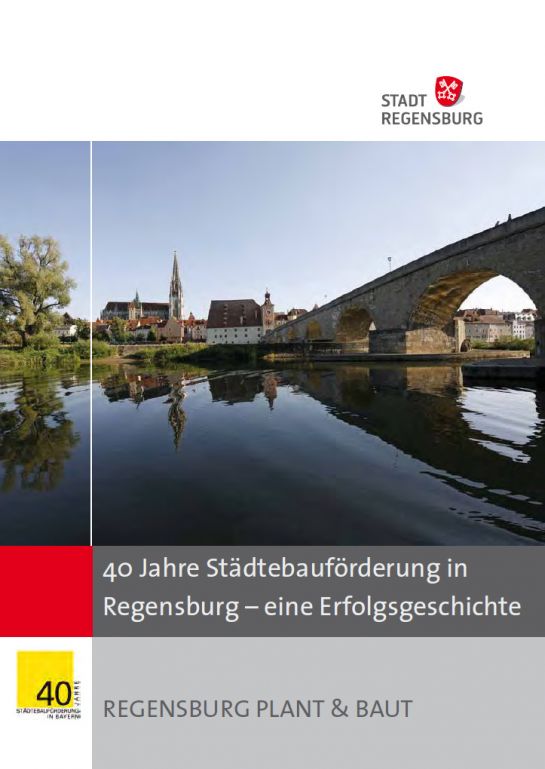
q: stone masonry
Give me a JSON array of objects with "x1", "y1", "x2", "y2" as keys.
[{"x1": 265, "y1": 207, "x2": 545, "y2": 356}]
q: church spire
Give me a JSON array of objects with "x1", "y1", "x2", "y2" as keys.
[
  {"x1": 169, "y1": 250, "x2": 183, "y2": 320},
  {"x1": 172, "y1": 250, "x2": 180, "y2": 283}
]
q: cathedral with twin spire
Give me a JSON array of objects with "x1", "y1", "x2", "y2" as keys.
[{"x1": 100, "y1": 252, "x2": 184, "y2": 321}]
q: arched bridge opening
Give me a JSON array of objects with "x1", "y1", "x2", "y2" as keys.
[
  {"x1": 408, "y1": 270, "x2": 540, "y2": 354},
  {"x1": 335, "y1": 307, "x2": 375, "y2": 351}
]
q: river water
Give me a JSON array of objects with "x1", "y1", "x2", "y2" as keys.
[
  {"x1": 91, "y1": 363, "x2": 545, "y2": 546},
  {"x1": 0, "y1": 369, "x2": 90, "y2": 544}
]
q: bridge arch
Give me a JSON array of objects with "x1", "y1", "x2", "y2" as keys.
[
  {"x1": 408, "y1": 267, "x2": 542, "y2": 354},
  {"x1": 334, "y1": 306, "x2": 375, "y2": 348},
  {"x1": 409, "y1": 269, "x2": 500, "y2": 330}
]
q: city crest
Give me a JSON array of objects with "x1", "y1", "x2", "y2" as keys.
[{"x1": 435, "y1": 76, "x2": 463, "y2": 107}]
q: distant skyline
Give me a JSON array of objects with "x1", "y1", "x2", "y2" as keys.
[
  {"x1": 0, "y1": 142, "x2": 89, "y2": 318},
  {"x1": 93, "y1": 142, "x2": 543, "y2": 320}
]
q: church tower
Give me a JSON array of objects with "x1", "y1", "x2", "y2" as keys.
[
  {"x1": 169, "y1": 251, "x2": 184, "y2": 320},
  {"x1": 129, "y1": 290, "x2": 142, "y2": 319}
]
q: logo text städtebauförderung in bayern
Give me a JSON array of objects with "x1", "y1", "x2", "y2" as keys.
[{"x1": 381, "y1": 76, "x2": 483, "y2": 125}]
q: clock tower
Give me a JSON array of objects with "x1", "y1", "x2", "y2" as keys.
[{"x1": 261, "y1": 290, "x2": 275, "y2": 335}]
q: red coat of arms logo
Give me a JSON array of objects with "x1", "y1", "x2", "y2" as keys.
[{"x1": 435, "y1": 76, "x2": 463, "y2": 107}]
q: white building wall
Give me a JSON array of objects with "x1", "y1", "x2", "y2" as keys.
[
  {"x1": 506, "y1": 320, "x2": 534, "y2": 339},
  {"x1": 465, "y1": 323, "x2": 511, "y2": 342},
  {"x1": 510, "y1": 320, "x2": 524, "y2": 339},
  {"x1": 524, "y1": 322, "x2": 535, "y2": 339},
  {"x1": 207, "y1": 326, "x2": 263, "y2": 344},
  {"x1": 53, "y1": 324, "x2": 78, "y2": 338}
]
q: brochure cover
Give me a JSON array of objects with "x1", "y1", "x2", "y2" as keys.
[{"x1": 1, "y1": 3, "x2": 544, "y2": 767}]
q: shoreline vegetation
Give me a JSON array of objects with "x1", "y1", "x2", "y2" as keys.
[
  {"x1": 0, "y1": 340, "x2": 91, "y2": 370},
  {"x1": 128, "y1": 342, "x2": 262, "y2": 366},
  {"x1": 470, "y1": 337, "x2": 535, "y2": 353},
  {"x1": 0, "y1": 341, "x2": 265, "y2": 372}
]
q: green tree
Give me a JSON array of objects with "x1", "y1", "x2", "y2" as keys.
[
  {"x1": 75, "y1": 318, "x2": 90, "y2": 340},
  {"x1": 147, "y1": 328, "x2": 157, "y2": 342},
  {"x1": 110, "y1": 316, "x2": 128, "y2": 343},
  {"x1": 0, "y1": 236, "x2": 76, "y2": 347},
  {"x1": 93, "y1": 327, "x2": 111, "y2": 342},
  {"x1": 0, "y1": 317, "x2": 21, "y2": 346}
]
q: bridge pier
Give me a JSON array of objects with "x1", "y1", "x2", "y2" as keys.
[
  {"x1": 369, "y1": 327, "x2": 457, "y2": 354},
  {"x1": 535, "y1": 319, "x2": 545, "y2": 358},
  {"x1": 369, "y1": 329, "x2": 406, "y2": 354}
]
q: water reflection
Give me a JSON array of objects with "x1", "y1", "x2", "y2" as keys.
[
  {"x1": 0, "y1": 375, "x2": 79, "y2": 492},
  {"x1": 101, "y1": 371, "x2": 174, "y2": 403},
  {"x1": 98, "y1": 368, "x2": 202, "y2": 449},
  {"x1": 0, "y1": 370, "x2": 89, "y2": 544},
  {"x1": 460, "y1": 388, "x2": 542, "y2": 463},
  {"x1": 93, "y1": 363, "x2": 545, "y2": 545},
  {"x1": 208, "y1": 370, "x2": 279, "y2": 408},
  {"x1": 167, "y1": 383, "x2": 186, "y2": 450},
  {"x1": 287, "y1": 365, "x2": 545, "y2": 539}
]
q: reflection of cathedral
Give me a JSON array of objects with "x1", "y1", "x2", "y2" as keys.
[
  {"x1": 101, "y1": 370, "x2": 189, "y2": 448},
  {"x1": 100, "y1": 252, "x2": 184, "y2": 321},
  {"x1": 167, "y1": 384, "x2": 186, "y2": 451}
]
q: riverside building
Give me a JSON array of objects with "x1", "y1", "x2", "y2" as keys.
[{"x1": 206, "y1": 291, "x2": 275, "y2": 345}]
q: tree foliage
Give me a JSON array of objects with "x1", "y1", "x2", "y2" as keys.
[
  {"x1": 74, "y1": 318, "x2": 90, "y2": 339},
  {"x1": 110, "y1": 316, "x2": 128, "y2": 343},
  {"x1": 0, "y1": 236, "x2": 76, "y2": 346}
]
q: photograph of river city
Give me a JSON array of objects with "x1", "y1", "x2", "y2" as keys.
[
  {"x1": 2, "y1": 141, "x2": 544, "y2": 546},
  {"x1": 91, "y1": 142, "x2": 545, "y2": 545}
]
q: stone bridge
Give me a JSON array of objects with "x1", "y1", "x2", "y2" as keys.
[{"x1": 266, "y1": 207, "x2": 545, "y2": 355}]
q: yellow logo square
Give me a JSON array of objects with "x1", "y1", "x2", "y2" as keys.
[{"x1": 17, "y1": 651, "x2": 74, "y2": 709}]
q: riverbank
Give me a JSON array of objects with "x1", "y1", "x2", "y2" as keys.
[
  {"x1": 266, "y1": 349, "x2": 532, "y2": 363},
  {"x1": 101, "y1": 343, "x2": 261, "y2": 367},
  {"x1": 93, "y1": 342, "x2": 535, "y2": 369},
  {"x1": 0, "y1": 345, "x2": 87, "y2": 370}
]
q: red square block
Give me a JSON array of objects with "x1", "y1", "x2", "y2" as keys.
[{"x1": 0, "y1": 546, "x2": 92, "y2": 637}]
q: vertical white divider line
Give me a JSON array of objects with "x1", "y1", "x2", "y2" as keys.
[
  {"x1": 90, "y1": 140, "x2": 93, "y2": 546},
  {"x1": 89, "y1": 140, "x2": 93, "y2": 768}
]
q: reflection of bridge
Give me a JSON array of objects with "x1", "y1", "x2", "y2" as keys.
[
  {"x1": 289, "y1": 364, "x2": 545, "y2": 540},
  {"x1": 266, "y1": 208, "x2": 545, "y2": 355}
]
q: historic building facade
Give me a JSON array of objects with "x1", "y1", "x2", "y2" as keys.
[
  {"x1": 206, "y1": 291, "x2": 275, "y2": 345},
  {"x1": 184, "y1": 312, "x2": 207, "y2": 341},
  {"x1": 100, "y1": 252, "x2": 184, "y2": 322}
]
